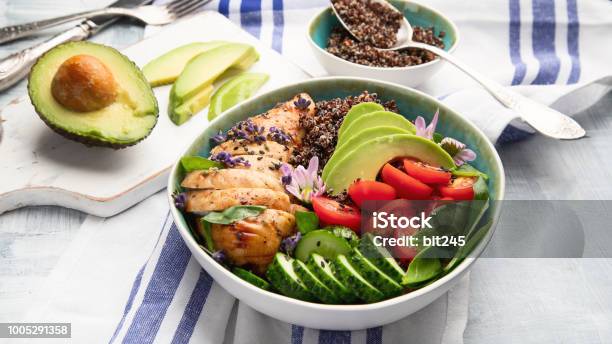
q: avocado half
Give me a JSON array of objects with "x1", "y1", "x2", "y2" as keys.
[{"x1": 28, "y1": 41, "x2": 158, "y2": 148}]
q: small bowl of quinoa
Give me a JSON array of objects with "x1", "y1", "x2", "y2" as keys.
[{"x1": 307, "y1": 0, "x2": 459, "y2": 87}]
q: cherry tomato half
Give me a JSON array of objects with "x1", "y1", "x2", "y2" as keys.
[
  {"x1": 312, "y1": 196, "x2": 361, "y2": 232},
  {"x1": 381, "y1": 163, "x2": 433, "y2": 200},
  {"x1": 403, "y1": 159, "x2": 451, "y2": 185},
  {"x1": 348, "y1": 180, "x2": 397, "y2": 208},
  {"x1": 437, "y1": 177, "x2": 477, "y2": 200}
]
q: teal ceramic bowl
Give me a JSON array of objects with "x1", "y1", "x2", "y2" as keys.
[
  {"x1": 307, "y1": 1, "x2": 459, "y2": 87},
  {"x1": 168, "y1": 77, "x2": 504, "y2": 330}
]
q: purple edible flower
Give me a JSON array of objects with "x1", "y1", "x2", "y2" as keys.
[
  {"x1": 281, "y1": 232, "x2": 302, "y2": 256},
  {"x1": 211, "y1": 131, "x2": 227, "y2": 145},
  {"x1": 440, "y1": 137, "x2": 477, "y2": 166},
  {"x1": 415, "y1": 109, "x2": 439, "y2": 140},
  {"x1": 294, "y1": 97, "x2": 311, "y2": 110},
  {"x1": 267, "y1": 126, "x2": 292, "y2": 144},
  {"x1": 173, "y1": 192, "x2": 187, "y2": 210},
  {"x1": 280, "y1": 156, "x2": 325, "y2": 204},
  {"x1": 210, "y1": 152, "x2": 251, "y2": 168},
  {"x1": 212, "y1": 250, "x2": 226, "y2": 265}
]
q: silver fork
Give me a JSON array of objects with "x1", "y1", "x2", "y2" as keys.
[{"x1": 0, "y1": 0, "x2": 208, "y2": 45}]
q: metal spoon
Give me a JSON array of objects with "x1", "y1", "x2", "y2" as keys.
[{"x1": 331, "y1": 0, "x2": 586, "y2": 140}]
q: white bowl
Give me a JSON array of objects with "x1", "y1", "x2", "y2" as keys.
[
  {"x1": 169, "y1": 77, "x2": 504, "y2": 330},
  {"x1": 307, "y1": 1, "x2": 460, "y2": 88}
]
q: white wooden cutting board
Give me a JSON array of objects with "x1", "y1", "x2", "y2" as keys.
[{"x1": 0, "y1": 11, "x2": 309, "y2": 217}]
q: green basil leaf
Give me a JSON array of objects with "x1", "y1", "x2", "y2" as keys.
[
  {"x1": 203, "y1": 205, "x2": 266, "y2": 225},
  {"x1": 295, "y1": 211, "x2": 319, "y2": 234},
  {"x1": 198, "y1": 219, "x2": 215, "y2": 251},
  {"x1": 451, "y1": 164, "x2": 489, "y2": 180},
  {"x1": 181, "y1": 156, "x2": 223, "y2": 173},
  {"x1": 402, "y1": 246, "x2": 442, "y2": 288}
]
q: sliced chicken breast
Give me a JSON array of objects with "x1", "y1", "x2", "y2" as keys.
[
  {"x1": 210, "y1": 140, "x2": 292, "y2": 162},
  {"x1": 250, "y1": 93, "x2": 315, "y2": 146},
  {"x1": 211, "y1": 209, "x2": 296, "y2": 273},
  {"x1": 185, "y1": 188, "x2": 291, "y2": 213},
  {"x1": 228, "y1": 155, "x2": 284, "y2": 179},
  {"x1": 181, "y1": 169, "x2": 284, "y2": 192}
]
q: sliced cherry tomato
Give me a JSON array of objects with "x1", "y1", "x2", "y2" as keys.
[
  {"x1": 403, "y1": 159, "x2": 451, "y2": 184},
  {"x1": 437, "y1": 177, "x2": 477, "y2": 200},
  {"x1": 348, "y1": 180, "x2": 397, "y2": 208},
  {"x1": 312, "y1": 196, "x2": 361, "y2": 232},
  {"x1": 380, "y1": 163, "x2": 433, "y2": 200}
]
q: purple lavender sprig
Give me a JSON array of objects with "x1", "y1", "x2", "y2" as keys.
[
  {"x1": 210, "y1": 152, "x2": 251, "y2": 168},
  {"x1": 294, "y1": 97, "x2": 311, "y2": 110},
  {"x1": 212, "y1": 250, "x2": 227, "y2": 265},
  {"x1": 211, "y1": 131, "x2": 227, "y2": 145},
  {"x1": 268, "y1": 126, "x2": 292, "y2": 144},
  {"x1": 280, "y1": 232, "x2": 302, "y2": 256},
  {"x1": 173, "y1": 192, "x2": 187, "y2": 210}
]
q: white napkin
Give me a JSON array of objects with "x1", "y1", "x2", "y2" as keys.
[{"x1": 20, "y1": 0, "x2": 612, "y2": 343}]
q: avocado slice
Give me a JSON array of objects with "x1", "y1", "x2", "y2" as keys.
[
  {"x1": 142, "y1": 41, "x2": 229, "y2": 87},
  {"x1": 169, "y1": 85, "x2": 214, "y2": 125},
  {"x1": 171, "y1": 43, "x2": 259, "y2": 106},
  {"x1": 28, "y1": 41, "x2": 158, "y2": 148},
  {"x1": 336, "y1": 111, "x2": 416, "y2": 147},
  {"x1": 324, "y1": 134, "x2": 456, "y2": 194},
  {"x1": 337, "y1": 102, "x2": 384, "y2": 139},
  {"x1": 322, "y1": 126, "x2": 412, "y2": 180}
]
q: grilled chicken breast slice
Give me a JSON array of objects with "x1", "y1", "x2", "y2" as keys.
[
  {"x1": 181, "y1": 169, "x2": 283, "y2": 192},
  {"x1": 211, "y1": 209, "x2": 296, "y2": 273},
  {"x1": 210, "y1": 140, "x2": 292, "y2": 162},
  {"x1": 227, "y1": 155, "x2": 284, "y2": 179},
  {"x1": 250, "y1": 93, "x2": 315, "y2": 146},
  {"x1": 185, "y1": 188, "x2": 291, "y2": 213}
]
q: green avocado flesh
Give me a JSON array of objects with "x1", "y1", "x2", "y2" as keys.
[
  {"x1": 336, "y1": 111, "x2": 416, "y2": 147},
  {"x1": 28, "y1": 41, "x2": 158, "y2": 148},
  {"x1": 324, "y1": 134, "x2": 456, "y2": 194},
  {"x1": 172, "y1": 43, "x2": 259, "y2": 105},
  {"x1": 322, "y1": 126, "x2": 412, "y2": 180},
  {"x1": 142, "y1": 41, "x2": 229, "y2": 86},
  {"x1": 337, "y1": 102, "x2": 384, "y2": 138}
]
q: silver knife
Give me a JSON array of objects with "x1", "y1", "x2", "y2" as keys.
[{"x1": 0, "y1": 0, "x2": 152, "y2": 92}]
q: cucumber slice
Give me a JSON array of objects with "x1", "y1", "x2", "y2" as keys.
[
  {"x1": 307, "y1": 253, "x2": 357, "y2": 303},
  {"x1": 333, "y1": 254, "x2": 385, "y2": 303},
  {"x1": 358, "y1": 233, "x2": 405, "y2": 283},
  {"x1": 293, "y1": 260, "x2": 342, "y2": 304},
  {"x1": 294, "y1": 229, "x2": 352, "y2": 262},
  {"x1": 266, "y1": 253, "x2": 316, "y2": 302},
  {"x1": 233, "y1": 267, "x2": 272, "y2": 291},
  {"x1": 351, "y1": 248, "x2": 403, "y2": 298}
]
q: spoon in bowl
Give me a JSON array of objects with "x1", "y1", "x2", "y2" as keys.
[{"x1": 331, "y1": 0, "x2": 586, "y2": 140}]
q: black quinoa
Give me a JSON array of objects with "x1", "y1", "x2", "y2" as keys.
[
  {"x1": 290, "y1": 91, "x2": 398, "y2": 170},
  {"x1": 326, "y1": 25, "x2": 446, "y2": 68},
  {"x1": 331, "y1": 0, "x2": 403, "y2": 49}
]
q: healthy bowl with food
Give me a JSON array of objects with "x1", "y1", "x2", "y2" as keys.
[
  {"x1": 307, "y1": 0, "x2": 459, "y2": 87},
  {"x1": 168, "y1": 77, "x2": 504, "y2": 330}
]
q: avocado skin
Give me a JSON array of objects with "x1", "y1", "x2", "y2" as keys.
[{"x1": 28, "y1": 42, "x2": 159, "y2": 149}]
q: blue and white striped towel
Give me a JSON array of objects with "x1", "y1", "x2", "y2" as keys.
[{"x1": 22, "y1": 1, "x2": 612, "y2": 343}]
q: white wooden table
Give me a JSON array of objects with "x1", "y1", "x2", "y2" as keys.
[{"x1": 0, "y1": 0, "x2": 143, "y2": 322}]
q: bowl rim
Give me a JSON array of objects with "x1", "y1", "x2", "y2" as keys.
[
  {"x1": 306, "y1": 0, "x2": 461, "y2": 72},
  {"x1": 168, "y1": 76, "x2": 505, "y2": 312}
]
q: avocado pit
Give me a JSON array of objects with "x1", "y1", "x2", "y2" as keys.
[{"x1": 51, "y1": 54, "x2": 118, "y2": 112}]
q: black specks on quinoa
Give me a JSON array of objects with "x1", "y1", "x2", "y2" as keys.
[
  {"x1": 331, "y1": 0, "x2": 403, "y2": 49},
  {"x1": 290, "y1": 91, "x2": 398, "y2": 169},
  {"x1": 327, "y1": 26, "x2": 446, "y2": 68}
]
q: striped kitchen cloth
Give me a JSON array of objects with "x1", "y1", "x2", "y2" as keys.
[{"x1": 22, "y1": 1, "x2": 612, "y2": 344}]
